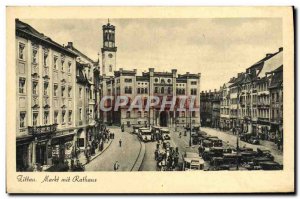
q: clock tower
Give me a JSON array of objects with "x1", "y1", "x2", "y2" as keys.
[{"x1": 101, "y1": 20, "x2": 117, "y2": 76}]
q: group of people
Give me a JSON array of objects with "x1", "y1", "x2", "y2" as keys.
[{"x1": 155, "y1": 141, "x2": 179, "y2": 171}]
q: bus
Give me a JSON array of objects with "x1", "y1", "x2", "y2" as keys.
[{"x1": 138, "y1": 128, "x2": 153, "y2": 142}]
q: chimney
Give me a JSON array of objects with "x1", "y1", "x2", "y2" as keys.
[
  {"x1": 67, "y1": 42, "x2": 73, "y2": 48},
  {"x1": 279, "y1": 47, "x2": 283, "y2": 52},
  {"x1": 266, "y1": 53, "x2": 272, "y2": 57}
]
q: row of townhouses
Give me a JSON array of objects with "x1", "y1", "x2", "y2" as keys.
[
  {"x1": 15, "y1": 19, "x2": 202, "y2": 171},
  {"x1": 16, "y1": 19, "x2": 101, "y2": 171},
  {"x1": 200, "y1": 48, "x2": 283, "y2": 148}
]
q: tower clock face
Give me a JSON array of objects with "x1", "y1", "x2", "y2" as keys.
[{"x1": 108, "y1": 53, "x2": 113, "y2": 58}]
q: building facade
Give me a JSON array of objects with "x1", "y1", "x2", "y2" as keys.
[
  {"x1": 16, "y1": 19, "x2": 78, "y2": 171},
  {"x1": 99, "y1": 22, "x2": 201, "y2": 127},
  {"x1": 66, "y1": 42, "x2": 101, "y2": 150},
  {"x1": 205, "y1": 47, "x2": 283, "y2": 147},
  {"x1": 200, "y1": 90, "x2": 220, "y2": 128}
]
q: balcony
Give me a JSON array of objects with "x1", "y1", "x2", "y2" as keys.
[
  {"x1": 28, "y1": 124, "x2": 58, "y2": 135},
  {"x1": 257, "y1": 102, "x2": 270, "y2": 108},
  {"x1": 258, "y1": 117, "x2": 269, "y2": 122}
]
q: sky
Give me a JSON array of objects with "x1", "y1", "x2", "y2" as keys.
[{"x1": 22, "y1": 18, "x2": 282, "y2": 91}]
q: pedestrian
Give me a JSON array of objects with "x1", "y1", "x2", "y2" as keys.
[
  {"x1": 114, "y1": 161, "x2": 119, "y2": 171},
  {"x1": 119, "y1": 139, "x2": 122, "y2": 147}
]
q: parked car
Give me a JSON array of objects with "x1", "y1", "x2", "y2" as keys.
[{"x1": 249, "y1": 136, "x2": 260, "y2": 145}]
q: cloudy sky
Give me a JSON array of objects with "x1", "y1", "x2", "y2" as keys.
[{"x1": 23, "y1": 18, "x2": 282, "y2": 91}]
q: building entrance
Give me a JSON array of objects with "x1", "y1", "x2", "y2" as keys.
[{"x1": 159, "y1": 111, "x2": 168, "y2": 127}]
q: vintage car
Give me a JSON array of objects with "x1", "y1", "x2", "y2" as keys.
[
  {"x1": 132, "y1": 124, "x2": 144, "y2": 134},
  {"x1": 259, "y1": 161, "x2": 283, "y2": 170},
  {"x1": 138, "y1": 128, "x2": 153, "y2": 142},
  {"x1": 249, "y1": 136, "x2": 260, "y2": 145},
  {"x1": 182, "y1": 152, "x2": 205, "y2": 171},
  {"x1": 207, "y1": 137, "x2": 223, "y2": 147},
  {"x1": 160, "y1": 128, "x2": 171, "y2": 140}
]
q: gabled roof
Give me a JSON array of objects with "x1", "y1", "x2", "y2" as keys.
[
  {"x1": 258, "y1": 51, "x2": 283, "y2": 78},
  {"x1": 16, "y1": 19, "x2": 77, "y2": 57},
  {"x1": 229, "y1": 73, "x2": 245, "y2": 88},
  {"x1": 66, "y1": 43, "x2": 95, "y2": 64},
  {"x1": 269, "y1": 65, "x2": 283, "y2": 89}
]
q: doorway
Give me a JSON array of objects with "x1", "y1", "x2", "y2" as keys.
[{"x1": 159, "y1": 111, "x2": 168, "y2": 127}]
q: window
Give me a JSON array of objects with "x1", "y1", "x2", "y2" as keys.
[
  {"x1": 68, "y1": 87, "x2": 72, "y2": 98},
  {"x1": 154, "y1": 87, "x2": 158, "y2": 93},
  {"x1": 191, "y1": 81, "x2": 197, "y2": 85},
  {"x1": 125, "y1": 86, "x2": 132, "y2": 94},
  {"x1": 68, "y1": 62, "x2": 72, "y2": 73},
  {"x1": 167, "y1": 79, "x2": 171, "y2": 83},
  {"x1": 62, "y1": 111, "x2": 66, "y2": 123},
  {"x1": 109, "y1": 65, "x2": 112, "y2": 72},
  {"x1": 125, "y1": 78, "x2": 132, "y2": 83},
  {"x1": 33, "y1": 112, "x2": 38, "y2": 126},
  {"x1": 53, "y1": 56, "x2": 58, "y2": 69},
  {"x1": 137, "y1": 88, "x2": 140, "y2": 94},
  {"x1": 145, "y1": 88, "x2": 148, "y2": 94},
  {"x1": 32, "y1": 49, "x2": 38, "y2": 64},
  {"x1": 167, "y1": 87, "x2": 172, "y2": 94},
  {"x1": 126, "y1": 111, "x2": 130, "y2": 118},
  {"x1": 161, "y1": 87, "x2": 164, "y2": 94},
  {"x1": 68, "y1": 110, "x2": 72, "y2": 123},
  {"x1": 192, "y1": 111, "x2": 196, "y2": 117},
  {"x1": 43, "y1": 51, "x2": 48, "y2": 66},
  {"x1": 61, "y1": 60, "x2": 64, "y2": 71},
  {"x1": 19, "y1": 43, "x2": 25, "y2": 60},
  {"x1": 181, "y1": 111, "x2": 185, "y2": 118},
  {"x1": 32, "y1": 81, "x2": 38, "y2": 95},
  {"x1": 161, "y1": 79, "x2": 165, "y2": 84},
  {"x1": 182, "y1": 89, "x2": 185, "y2": 95},
  {"x1": 20, "y1": 112, "x2": 26, "y2": 128},
  {"x1": 155, "y1": 78, "x2": 158, "y2": 83},
  {"x1": 61, "y1": 86, "x2": 65, "y2": 97},
  {"x1": 79, "y1": 108, "x2": 82, "y2": 121},
  {"x1": 144, "y1": 111, "x2": 148, "y2": 117},
  {"x1": 54, "y1": 111, "x2": 58, "y2": 124},
  {"x1": 138, "y1": 111, "x2": 142, "y2": 118},
  {"x1": 43, "y1": 82, "x2": 48, "y2": 96},
  {"x1": 141, "y1": 88, "x2": 144, "y2": 94},
  {"x1": 53, "y1": 84, "x2": 58, "y2": 97},
  {"x1": 79, "y1": 87, "x2": 82, "y2": 98},
  {"x1": 19, "y1": 78, "x2": 26, "y2": 94},
  {"x1": 44, "y1": 111, "x2": 49, "y2": 124},
  {"x1": 191, "y1": 88, "x2": 197, "y2": 95},
  {"x1": 90, "y1": 90, "x2": 92, "y2": 99}
]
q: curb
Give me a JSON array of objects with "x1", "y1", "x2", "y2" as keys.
[
  {"x1": 130, "y1": 138, "x2": 146, "y2": 171},
  {"x1": 83, "y1": 139, "x2": 114, "y2": 166}
]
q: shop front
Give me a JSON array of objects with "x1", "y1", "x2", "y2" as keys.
[
  {"x1": 27, "y1": 124, "x2": 58, "y2": 171},
  {"x1": 51, "y1": 131, "x2": 75, "y2": 165},
  {"x1": 16, "y1": 135, "x2": 33, "y2": 171}
]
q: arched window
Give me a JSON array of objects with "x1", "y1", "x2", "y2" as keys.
[
  {"x1": 141, "y1": 88, "x2": 144, "y2": 94},
  {"x1": 161, "y1": 79, "x2": 165, "y2": 84},
  {"x1": 145, "y1": 88, "x2": 148, "y2": 94},
  {"x1": 138, "y1": 111, "x2": 142, "y2": 118},
  {"x1": 161, "y1": 87, "x2": 164, "y2": 94},
  {"x1": 182, "y1": 89, "x2": 185, "y2": 95},
  {"x1": 137, "y1": 88, "x2": 140, "y2": 94},
  {"x1": 155, "y1": 87, "x2": 158, "y2": 93},
  {"x1": 167, "y1": 87, "x2": 172, "y2": 94}
]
